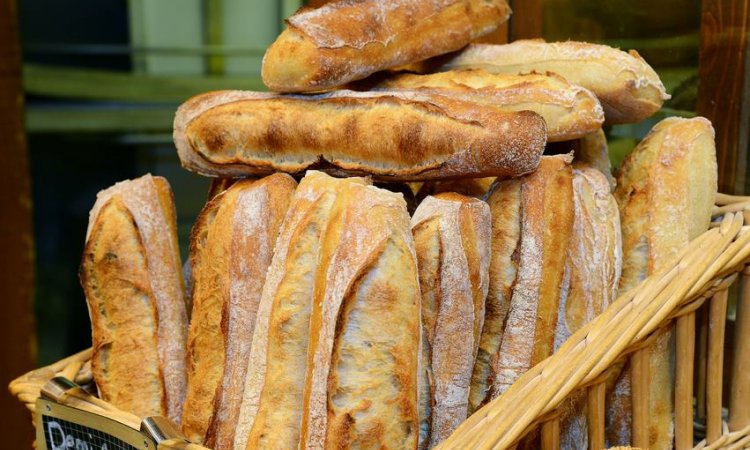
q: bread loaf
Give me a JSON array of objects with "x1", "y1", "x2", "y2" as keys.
[
  {"x1": 81, "y1": 175, "x2": 187, "y2": 423},
  {"x1": 411, "y1": 193, "x2": 491, "y2": 447},
  {"x1": 439, "y1": 40, "x2": 669, "y2": 124},
  {"x1": 261, "y1": 0, "x2": 510, "y2": 92},
  {"x1": 375, "y1": 70, "x2": 604, "y2": 142},
  {"x1": 181, "y1": 174, "x2": 297, "y2": 446},
  {"x1": 609, "y1": 117, "x2": 717, "y2": 448},
  {"x1": 556, "y1": 166, "x2": 622, "y2": 449},
  {"x1": 235, "y1": 171, "x2": 421, "y2": 450},
  {"x1": 469, "y1": 155, "x2": 575, "y2": 410},
  {"x1": 174, "y1": 90, "x2": 547, "y2": 181}
]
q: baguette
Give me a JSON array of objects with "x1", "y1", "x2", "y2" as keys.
[
  {"x1": 609, "y1": 117, "x2": 717, "y2": 448},
  {"x1": 556, "y1": 166, "x2": 622, "y2": 449},
  {"x1": 81, "y1": 175, "x2": 187, "y2": 423},
  {"x1": 174, "y1": 90, "x2": 546, "y2": 181},
  {"x1": 439, "y1": 40, "x2": 669, "y2": 124},
  {"x1": 411, "y1": 193, "x2": 491, "y2": 448},
  {"x1": 300, "y1": 174, "x2": 422, "y2": 450},
  {"x1": 261, "y1": 0, "x2": 510, "y2": 93},
  {"x1": 181, "y1": 174, "x2": 297, "y2": 446},
  {"x1": 375, "y1": 70, "x2": 604, "y2": 142},
  {"x1": 477, "y1": 155, "x2": 574, "y2": 404},
  {"x1": 236, "y1": 171, "x2": 421, "y2": 450}
]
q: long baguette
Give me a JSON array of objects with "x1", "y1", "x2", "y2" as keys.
[
  {"x1": 411, "y1": 193, "x2": 491, "y2": 448},
  {"x1": 181, "y1": 174, "x2": 297, "y2": 446},
  {"x1": 173, "y1": 90, "x2": 547, "y2": 181},
  {"x1": 235, "y1": 171, "x2": 421, "y2": 450},
  {"x1": 439, "y1": 40, "x2": 669, "y2": 124},
  {"x1": 300, "y1": 173, "x2": 422, "y2": 450},
  {"x1": 609, "y1": 117, "x2": 717, "y2": 449},
  {"x1": 262, "y1": 0, "x2": 510, "y2": 92},
  {"x1": 81, "y1": 175, "x2": 187, "y2": 423},
  {"x1": 556, "y1": 166, "x2": 622, "y2": 449},
  {"x1": 375, "y1": 70, "x2": 604, "y2": 142},
  {"x1": 482, "y1": 155, "x2": 575, "y2": 401}
]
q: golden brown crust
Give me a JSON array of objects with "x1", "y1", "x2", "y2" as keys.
[
  {"x1": 181, "y1": 174, "x2": 297, "y2": 446},
  {"x1": 173, "y1": 90, "x2": 547, "y2": 181},
  {"x1": 82, "y1": 198, "x2": 166, "y2": 419},
  {"x1": 376, "y1": 70, "x2": 604, "y2": 142},
  {"x1": 485, "y1": 155, "x2": 574, "y2": 400},
  {"x1": 262, "y1": 0, "x2": 511, "y2": 92},
  {"x1": 468, "y1": 177, "x2": 522, "y2": 414},
  {"x1": 610, "y1": 116, "x2": 717, "y2": 448},
  {"x1": 440, "y1": 40, "x2": 669, "y2": 124},
  {"x1": 300, "y1": 174, "x2": 421, "y2": 450},
  {"x1": 411, "y1": 193, "x2": 491, "y2": 447},
  {"x1": 81, "y1": 175, "x2": 187, "y2": 422}
]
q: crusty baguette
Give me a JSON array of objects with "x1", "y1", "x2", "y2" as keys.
[
  {"x1": 556, "y1": 166, "x2": 622, "y2": 449},
  {"x1": 173, "y1": 90, "x2": 547, "y2": 181},
  {"x1": 81, "y1": 174, "x2": 187, "y2": 423},
  {"x1": 376, "y1": 70, "x2": 604, "y2": 142},
  {"x1": 261, "y1": 0, "x2": 510, "y2": 92},
  {"x1": 300, "y1": 173, "x2": 422, "y2": 450},
  {"x1": 235, "y1": 171, "x2": 421, "y2": 450},
  {"x1": 439, "y1": 40, "x2": 670, "y2": 124},
  {"x1": 467, "y1": 176, "x2": 522, "y2": 414},
  {"x1": 482, "y1": 155, "x2": 575, "y2": 401},
  {"x1": 181, "y1": 174, "x2": 297, "y2": 446},
  {"x1": 609, "y1": 117, "x2": 717, "y2": 448},
  {"x1": 411, "y1": 193, "x2": 491, "y2": 448}
]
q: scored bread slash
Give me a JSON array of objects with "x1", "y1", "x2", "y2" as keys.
[
  {"x1": 262, "y1": 0, "x2": 511, "y2": 92},
  {"x1": 439, "y1": 40, "x2": 670, "y2": 124},
  {"x1": 173, "y1": 89, "x2": 547, "y2": 182},
  {"x1": 374, "y1": 69, "x2": 604, "y2": 142}
]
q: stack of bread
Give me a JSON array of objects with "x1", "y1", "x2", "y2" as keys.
[{"x1": 79, "y1": 1, "x2": 718, "y2": 449}]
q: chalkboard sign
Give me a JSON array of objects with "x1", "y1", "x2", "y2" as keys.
[{"x1": 35, "y1": 398, "x2": 156, "y2": 450}]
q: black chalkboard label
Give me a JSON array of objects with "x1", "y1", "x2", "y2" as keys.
[
  {"x1": 35, "y1": 398, "x2": 155, "y2": 450},
  {"x1": 43, "y1": 415, "x2": 138, "y2": 450}
]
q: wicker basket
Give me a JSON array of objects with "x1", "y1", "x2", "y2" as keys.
[{"x1": 11, "y1": 194, "x2": 750, "y2": 450}]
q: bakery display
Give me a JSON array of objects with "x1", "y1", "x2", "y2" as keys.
[
  {"x1": 374, "y1": 70, "x2": 604, "y2": 142},
  {"x1": 80, "y1": 174, "x2": 187, "y2": 423},
  {"x1": 261, "y1": 0, "x2": 510, "y2": 92},
  {"x1": 439, "y1": 40, "x2": 670, "y2": 124},
  {"x1": 411, "y1": 193, "x2": 491, "y2": 447},
  {"x1": 174, "y1": 89, "x2": 547, "y2": 181},
  {"x1": 181, "y1": 174, "x2": 296, "y2": 446},
  {"x1": 610, "y1": 117, "x2": 717, "y2": 449},
  {"x1": 65, "y1": 1, "x2": 727, "y2": 449}
]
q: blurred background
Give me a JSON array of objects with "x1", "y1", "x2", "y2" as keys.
[{"x1": 2, "y1": 0, "x2": 747, "y2": 446}]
